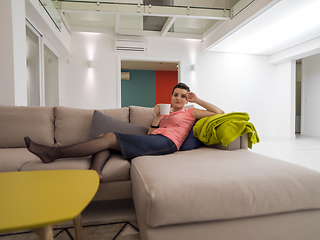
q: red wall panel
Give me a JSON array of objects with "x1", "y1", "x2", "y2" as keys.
[{"x1": 156, "y1": 71, "x2": 178, "y2": 105}]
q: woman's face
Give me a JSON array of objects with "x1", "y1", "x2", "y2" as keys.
[{"x1": 171, "y1": 88, "x2": 188, "y2": 111}]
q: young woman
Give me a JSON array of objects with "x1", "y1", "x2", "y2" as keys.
[{"x1": 24, "y1": 83, "x2": 224, "y2": 181}]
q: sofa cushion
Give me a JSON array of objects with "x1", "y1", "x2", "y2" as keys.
[
  {"x1": 100, "y1": 153, "x2": 131, "y2": 182},
  {"x1": 0, "y1": 148, "x2": 39, "y2": 172},
  {"x1": 129, "y1": 106, "x2": 155, "y2": 129},
  {"x1": 0, "y1": 105, "x2": 55, "y2": 148},
  {"x1": 180, "y1": 120, "x2": 203, "y2": 151},
  {"x1": 54, "y1": 106, "x2": 129, "y2": 147},
  {"x1": 88, "y1": 110, "x2": 148, "y2": 140},
  {"x1": 131, "y1": 148, "x2": 320, "y2": 228},
  {"x1": 20, "y1": 153, "x2": 130, "y2": 183}
]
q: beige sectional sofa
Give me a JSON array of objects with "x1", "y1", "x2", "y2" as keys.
[
  {"x1": 1, "y1": 105, "x2": 320, "y2": 240},
  {"x1": 0, "y1": 105, "x2": 155, "y2": 201}
]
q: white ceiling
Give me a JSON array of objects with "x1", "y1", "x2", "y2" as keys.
[{"x1": 208, "y1": 0, "x2": 320, "y2": 55}]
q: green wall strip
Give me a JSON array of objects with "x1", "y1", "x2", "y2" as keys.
[{"x1": 121, "y1": 69, "x2": 156, "y2": 108}]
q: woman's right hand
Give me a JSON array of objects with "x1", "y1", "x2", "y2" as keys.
[
  {"x1": 154, "y1": 104, "x2": 161, "y2": 116},
  {"x1": 148, "y1": 105, "x2": 162, "y2": 135}
]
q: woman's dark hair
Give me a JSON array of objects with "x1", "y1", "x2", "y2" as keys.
[{"x1": 172, "y1": 83, "x2": 190, "y2": 95}]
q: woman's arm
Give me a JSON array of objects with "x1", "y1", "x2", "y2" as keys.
[
  {"x1": 186, "y1": 92, "x2": 224, "y2": 119},
  {"x1": 147, "y1": 105, "x2": 162, "y2": 135}
]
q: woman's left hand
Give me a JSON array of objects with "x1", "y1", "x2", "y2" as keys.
[
  {"x1": 154, "y1": 104, "x2": 161, "y2": 116},
  {"x1": 186, "y1": 92, "x2": 198, "y2": 103}
]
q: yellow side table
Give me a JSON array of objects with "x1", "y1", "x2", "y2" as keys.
[{"x1": 0, "y1": 170, "x2": 99, "y2": 240}]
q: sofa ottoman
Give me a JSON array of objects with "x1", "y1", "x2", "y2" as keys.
[{"x1": 131, "y1": 148, "x2": 320, "y2": 240}]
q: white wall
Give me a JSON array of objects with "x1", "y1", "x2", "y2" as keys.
[
  {"x1": 12, "y1": 0, "x2": 27, "y2": 106},
  {"x1": 60, "y1": 32, "x2": 121, "y2": 109},
  {"x1": 195, "y1": 52, "x2": 276, "y2": 137},
  {"x1": 60, "y1": 33, "x2": 277, "y2": 137},
  {"x1": 274, "y1": 61, "x2": 296, "y2": 139},
  {"x1": 301, "y1": 54, "x2": 320, "y2": 137},
  {"x1": 0, "y1": 0, "x2": 15, "y2": 105},
  {"x1": 60, "y1": 33, "x2": 202, "y2": 109},
  {"x1": 0, "y1": 0, "x2": 27, "y2": 106}
]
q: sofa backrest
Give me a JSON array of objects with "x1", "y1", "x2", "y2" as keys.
[
  {"x1": 0, "y1": 105, "x2": 55, "y2": 148},
  {"x1": 129, "y1": 106, "x2": 156, "y2": 129},
  {"x1": 54, "y1": 106, "x2": 130, "y2": 147},
  {"x1": 0, "y1": 105, "x2": 247, "y2": 150}
]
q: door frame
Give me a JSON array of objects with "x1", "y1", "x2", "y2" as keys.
[{"x1": 117, "y1": 55, "x2": 183, "y2": 108}]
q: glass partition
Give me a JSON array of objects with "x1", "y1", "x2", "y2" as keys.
[
  {"x1": 64, "y1": 12, "x2": 115, "y2": 28},
  {"x1": 45, "y1": 0, "x2": 255, "y2": 35},
  {"x1": 119, "y1": 15, "x2": 144, "y2": 31},
  {"x1": 39, "y1": 0, "x2": 62, "y2": 30},
  {"x1": 169, "y1": 18, "x2": 218, "y2": 35}
]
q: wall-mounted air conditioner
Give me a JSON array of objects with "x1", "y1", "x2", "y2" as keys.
[
  {"x1": 115, "y1": 39, "x2": 148, "y2": 52},
  {"x1": 121, "y1": 72, "x2": 130, "y2": 80}
]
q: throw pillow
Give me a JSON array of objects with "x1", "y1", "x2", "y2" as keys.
[
  {"x1": 180, "y1": 120, "x2": 203, "y2": 151},
  {"x1": 88, "y1": 110, "x2": 149, "y2": 140}
]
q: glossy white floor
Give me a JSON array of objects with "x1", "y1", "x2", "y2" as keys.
[{"x1": 250, "y1": 134, "x2": 320, "y2": 173}]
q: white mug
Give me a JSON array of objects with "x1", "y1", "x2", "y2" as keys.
[{"x1": 159, "y1": 104, "x2": 171, "y2": 115}]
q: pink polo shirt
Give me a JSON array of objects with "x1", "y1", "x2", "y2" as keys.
[{"x1": 151, "y1": 108, "x2": 196, "y2": 150}]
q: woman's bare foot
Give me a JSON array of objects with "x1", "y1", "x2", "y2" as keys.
[{"x1": 24, "y1": 137, "x2": 57, "y2": 163}]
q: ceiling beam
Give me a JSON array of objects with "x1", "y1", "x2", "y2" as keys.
[
  {"x1": 231, "y1": 0, "x2": 255, "y2": 18},
  {"x1": 118, "y1": 28, "x2": 161, "y2": 37},
  {"x1": 60, "y1": 12, "x2": 71, "y2": 32},
  {"x1": 114, "y1": 14, "x2": 120, "y2": 34},
  {"x1": 160, "y1": 17, "x2": 176, "y2": 37},
  {"x1": 202, "y1": 20, "x2": 226, "y2": 39},
  {"x1": 113, "y1": 28, "x2": 202, "y2": 40},
  {"x1": 164, "y1": 32, "x2": 203, "y2": 40},
  {"x1": 70, "y1": 26, "x2": 116, "y2": 34}
]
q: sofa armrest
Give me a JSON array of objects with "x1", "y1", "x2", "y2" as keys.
[
  {"x1": 240, "y1": 133, "x2": 248, "y2": 149},
  {"x1": 208, "y1": 134, "x2": 248, "y2": 150}
]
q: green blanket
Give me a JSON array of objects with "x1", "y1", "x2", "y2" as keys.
[{"x1": 193, "y1": 112, "x2": 259, "y2": 149}]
